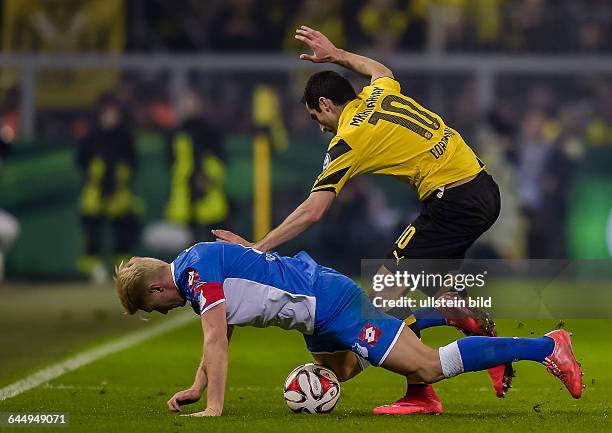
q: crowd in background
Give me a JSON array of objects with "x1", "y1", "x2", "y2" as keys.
[
  {"x1": 0, "y1": 0, "x2": 610, "y2": 54},
  {"x1": 126, "y1": 0, "x2": 612, "y2": 54}
]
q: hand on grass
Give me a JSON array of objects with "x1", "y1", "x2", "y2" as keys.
[
  {"x1": 181, "y1": 407, "x2": 221, "y2": 417},
  {"x1": 167, "y1": 388, "x2": 201, "y2": 412}
]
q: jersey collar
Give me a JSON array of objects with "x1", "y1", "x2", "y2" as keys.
[
  {"x1": 170, "y1": 262, "x2": 185, "y2": 299},
  {"x1": 337, "y1": 98, "x2": 360, "y2": 131}
]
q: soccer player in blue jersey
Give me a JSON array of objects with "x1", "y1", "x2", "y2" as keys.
[{"x1": 115, "y1": 242, "x2": 583, "y2": 417}]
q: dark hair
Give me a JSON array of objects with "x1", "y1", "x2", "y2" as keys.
[{"x1": 302, "y1": 71, "x2": 357, "y2": 112}]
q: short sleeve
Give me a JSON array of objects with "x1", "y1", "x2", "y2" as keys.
[
  {"x1": 191, "y1": 279, "x2": 225, "y2": 315},
  {"x1": 370, "y1": 76, "x2": 400, "y2": 92},
  {"x1": 311, "y1": 137, "x2": 355, "y2": 196},
  {"x1": 181, "y1": 243, "x2": 226, "y2": 315}
]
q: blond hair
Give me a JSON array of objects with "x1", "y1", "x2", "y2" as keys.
[{"x1": 115, "y1": 257, "x2": 168, "y2": 314}]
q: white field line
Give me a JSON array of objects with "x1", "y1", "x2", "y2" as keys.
[
  {"x1": 0, "y1": 312, "x2": 194, "y2": 401},
  {"x1": 41, "y1": 384, "x2": 272, "y2": 392}
]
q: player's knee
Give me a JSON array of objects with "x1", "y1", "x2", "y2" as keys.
[
  {"x1": 325, "y1": 365, "x2": 348, "y2": 382},
  {"x1": 334, "y1": 370, "x2": 351, "y2": 383},
  {"x1": 333, "y1": 364, "x2": 357, "y2": 382},
  {"x1": 334, "y1": 358, "x2": 365, "y2": 383}
]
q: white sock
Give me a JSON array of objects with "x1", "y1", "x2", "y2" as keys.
[{"x1": 438, "y1": 341, "x2": 464, "y2": 378}]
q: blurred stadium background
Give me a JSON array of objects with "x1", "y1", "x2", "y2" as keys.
[{"x1": 0, "y1": 0, "x2": 611, "y2": 283}]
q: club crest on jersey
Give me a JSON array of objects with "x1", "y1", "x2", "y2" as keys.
[
  {"x1": 187, "y1": 268, "x2": 200, "y2": 288},
  {"x1": 322, "y1": 153, "x2": 331, "y2": 171},
  {"x1": 359, "y1": 323, "x2": 381, "y2": 347}
]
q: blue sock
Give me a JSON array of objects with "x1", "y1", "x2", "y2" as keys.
[
  {"x1": 439, "y1": 336, "x2": 555, "y2": 377},
  {"x1": 414, "y1": 307, "x2": 447, "y2": 330},
  {"x1": 460, "y1": 336, "x2": 554, "y2": 371}
]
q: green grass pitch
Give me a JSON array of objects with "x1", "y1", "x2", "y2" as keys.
[{"x1": 1, "y1": 284, "x2": 611, "y2": 433}]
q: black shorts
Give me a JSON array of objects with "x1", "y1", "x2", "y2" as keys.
[{"x1": 387, "y1": 171, "x2": 501, "y2": 261}]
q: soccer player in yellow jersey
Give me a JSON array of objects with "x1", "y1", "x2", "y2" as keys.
[{"x1": 214, "y1": 26, "x2": 511, "y2": 414}]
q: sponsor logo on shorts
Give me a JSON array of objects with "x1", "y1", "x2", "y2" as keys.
[{"x1": 359, "y1": 323, "x2": 382, "y2": 347}]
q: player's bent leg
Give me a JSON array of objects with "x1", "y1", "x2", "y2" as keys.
[
  {"x1": 386, "y1": 219, "x2": 514, "y2": 398},
  {"x1": 375, "y1": 332, "x2": 583, "y2": 415},
  {"x1": 380, "y1": 327, "x2": 443, "y2": 384},
  {"x1": 373, "y1": 327, "x2": 444, "y2": 415},
  {"x1": 315, "y1": 278, "x2": 444, "y2": 415},
  {"x1": 311, "y1": 351, "x2": 365, "y2": 383},
  {"x1": 365, "y1": 270, "x2": 445, "y2": 415},
  {"x1": 373, "y1": 255, "x2": 445, "y2": 414},
  {"x1": 437, "y1": 330, "x2": 583, "y2": 399},
  {"x1": 378, "y1": 328, "x2": 583, "y2": 414}
]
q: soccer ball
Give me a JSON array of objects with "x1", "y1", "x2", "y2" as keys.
[{"x1": 283, "y1": 363, "x2": 340, "y2": 414}]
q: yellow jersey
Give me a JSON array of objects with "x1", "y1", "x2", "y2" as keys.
[{"x1": 311, "y1": 77, "x2": 484, "y2": 201}]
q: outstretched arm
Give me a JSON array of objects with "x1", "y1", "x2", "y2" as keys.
[
  {"x1": 166, "y1": 326, "x2": 234, "y2": 414},
  {"x1": 295, "y1": 26, "x2": 393, "y2": 84},
  {"x1": 254, "y1": 190, "x2": 335, "y2": 252},
  {"x1": 213, "y1": 190, "x2": 335, "y2": 252},
  {"x1": 199, "y1": 304, "x2": 229, "y2": 416},
  {"x1": 193, "y1": 326, "x2": 234, "y2": 395},
  {"x1": 175, "y1": 304, "x2": 229, "y2": 417}
]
